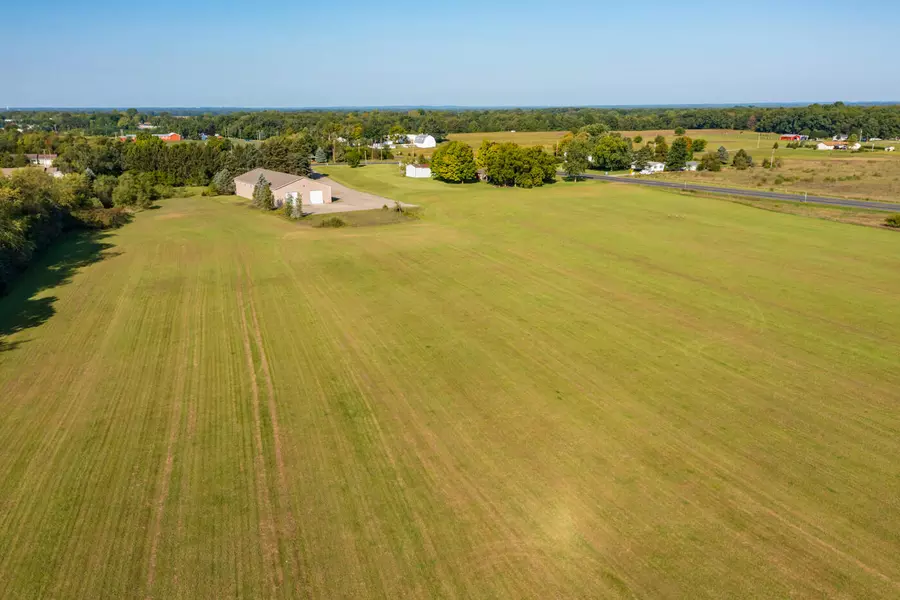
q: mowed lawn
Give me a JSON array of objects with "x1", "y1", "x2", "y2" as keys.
[{"x1": 2, "y1": 168, "x2": 900, "y2": 598}]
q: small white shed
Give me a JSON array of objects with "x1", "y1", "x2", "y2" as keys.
[{"x1": 406, "y1": 164, "x2": 431, "y2": 178}]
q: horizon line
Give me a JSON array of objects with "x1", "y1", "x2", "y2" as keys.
[{"x1": 3, "y1": 101, "x2": 900, "y2": 112}]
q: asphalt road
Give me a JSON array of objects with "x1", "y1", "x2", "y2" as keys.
[{"x1": 582, "y1": 174, "x2": 900, "y2": 213}]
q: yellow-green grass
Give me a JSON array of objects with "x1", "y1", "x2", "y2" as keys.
[
  {"x1": 447, "y1": 130, "x2": 569, "y2": 151},
  {"x1": 2, "y1": 167, "x2": 900, "y2": 598}
]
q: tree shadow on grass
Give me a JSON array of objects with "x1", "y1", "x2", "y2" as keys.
[{"x1": 0, "y1": 232, "x2": 120, "y2": 354}]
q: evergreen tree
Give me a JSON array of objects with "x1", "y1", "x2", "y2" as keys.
[
  {"x1": 291, "y1": 195, "x2": 303, "y2": 219},
  {"x1": 632, "y1": 145, "x2": 653, "y2": 171},
  {"x1": 211, "y1": 169, "x2": 235, "y2": 194},
  {"x1": 252, "y1": 174, "x2": 270, "y2": 208},
  {"x1": 717, "y1": 146, "x2": 729, "y2": 164},
  {"x1": 315, "y1": 147, "x2": 327, "y2": 163},
  {"x1": 653, "y1": 139, "x2": 669, "y2": 162}
]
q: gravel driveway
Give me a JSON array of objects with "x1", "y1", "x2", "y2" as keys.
[{"x1": 305, "y1": 174, "x2": 416, "y2": 214}]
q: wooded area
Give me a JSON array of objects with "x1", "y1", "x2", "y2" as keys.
[{"x1": 4, "y1": 102, "x2": 900, "y2": 142}]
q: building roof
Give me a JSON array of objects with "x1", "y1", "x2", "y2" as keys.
[
  {"x1": 25, "y1": 153, "x2": 57, "y2": 159},
  {"x1": 234, "y1": 168, "x2": 304, "y2": 189},
  {"x1": 686, "y1": 161, "x2": 699, "y2": 166},
  {"x1": 414, "y1": 134, "x2": 432, "y2": 143}
]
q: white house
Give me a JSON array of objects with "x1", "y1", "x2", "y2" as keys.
[
  {"x1": 849, "y1": 142, "x2": 862, "y2": 151},
  {"x1": 634, "y1": 161, "x2": 665, "y2": 175},
  {"x1": 25, "y1": 153, "x2": 56, "y2": 167},
  {"x1": 405, "y1": 164, "x2": 431, "y2": 178},
  {"x1": 684, "y1": 161, "x2": 699, "y2": 171},
  {"x1": 833, "y1": 134, "x2": 849, "y2": 142},
  {"x1": 817, "y1": 142, "x2": 834, "y2": 151},
  {"x1": 408, "y1": 134, "x2": 436, "y2": 149}
]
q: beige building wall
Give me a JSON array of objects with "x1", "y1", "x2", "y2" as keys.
[
  {"x1": 235, "y1": 180, "x2": 255, "y2": 199},
  {"x1": 272, "y1": 178, "x2": 333, "y2": 206}
]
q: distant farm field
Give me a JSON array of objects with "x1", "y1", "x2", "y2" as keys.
[
  {"x1": 2, "y1": 167, "x2": 900, "y2": 598},
  {"x1": 447, "y1": 130, "x2": 569, "y2": 151}
]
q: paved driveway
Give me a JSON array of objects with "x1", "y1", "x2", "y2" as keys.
[{"x1": 304, "y1": 174, "x2": 416, "y2": 214}]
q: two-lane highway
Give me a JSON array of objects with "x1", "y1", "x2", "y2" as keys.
[{"x1": 580, "y1": 174, "x2": 900, "y2": 212}]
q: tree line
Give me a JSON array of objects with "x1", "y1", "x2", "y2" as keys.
[
  {"x1": 0, "y1": 169, "x2": 138, "y2": 295},
  {"x1": 4, "y1": 102, "x2": 900, "y2": 141}
]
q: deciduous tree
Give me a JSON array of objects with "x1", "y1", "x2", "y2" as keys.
[
  {"x1": 592, "y1": 134, "x2": 633, "y2": 171},
  {"x1": 563, "y1": 138, "x2": 590, "y2": 181},
  {"x1": 732, "y1": 149, "x2": 753, "y2": 170},
  {"x1": 430, "y1": 141, "x2": 477, "y2": 183}
]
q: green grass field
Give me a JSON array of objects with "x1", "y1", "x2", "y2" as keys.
[{"x1": 2, "y1": 167, "x2": 900, "y2": 598}]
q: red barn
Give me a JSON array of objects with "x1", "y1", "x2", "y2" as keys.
[
  {"x1": 154, "y1": 132, "x2": 182, "y2": 142},
  {"x1": 780, "y1": 134, "x2": 802, "y2": 141}
]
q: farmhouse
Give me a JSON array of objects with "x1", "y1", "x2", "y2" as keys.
[
  {"x1": 234, "y1": 168, "x2": 332, "y2": 207},
  {"x1": 25, "y1": 153, "x2": 57, "y2": 167},
  {"x1": 405, "y1": 164, "x2": 431, "y2": 178},
  {"x1": 634, "y1": 161, "x2": 665, "y2": 175},
  {"x1": 684, "y1": 161, "x2": 699, "y2": 171}
]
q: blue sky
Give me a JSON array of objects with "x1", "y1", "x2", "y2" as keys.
[{"x1": 3, "y1": 0, "x2": 899, "y2": 108}]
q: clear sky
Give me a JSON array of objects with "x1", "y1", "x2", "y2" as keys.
[{"x1": 3, "y1": 0, "x2": 899, "y2": 108}]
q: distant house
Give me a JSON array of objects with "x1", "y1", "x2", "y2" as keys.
[
  {"x1": 684, "y1": 161, "x2": 699, "y2": 171},
  {"x1": 634, "y1": 161, "x2": 665, "y2": 175},
  {"x1": 405, "y1": 164, "x2": 431, "y2": 178},
  {"x1": 817, "y1": 141, "x2": 850, "y2": 150},
  {"x1": 849, "y1": 142, "x2": 862, "y2": 151},
  {"x1": 780, "y1": 134, "x2": 808, "y2": 142},
  {"x1": 476, "y1": 168, "x2": 488, "y2": 182},
  {"x1": 408, "y1": 134, "x2": 436, "y2": 149},
  {"x1": 233, "y1": 168, "x2": 332, "y2": 206},
  {"x1": 118, "y1": 132, "x2": 182, "y2": 142},
  {"x1": 832, "y1": 134, "x2": 849, "y2": 142},
  {"x1": 2, "y1": 165, "x2": 62, "y2": 178},
  {"x1": 25, "y1": 153, "x2": 56, "y2": 167},
  {"x1": 886, "y1": 146, "x2": 896, "y2": 152},
  {"x1": 154, "y1": 132, "x2": 182, "y2": 142},
  {"x1": 137, "y1": 123, "x2": 157, "y2": 130}
]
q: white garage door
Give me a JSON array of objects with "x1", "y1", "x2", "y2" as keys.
[{"x1": 310, "y1": 190, "x2": 324, "y2": 205}]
